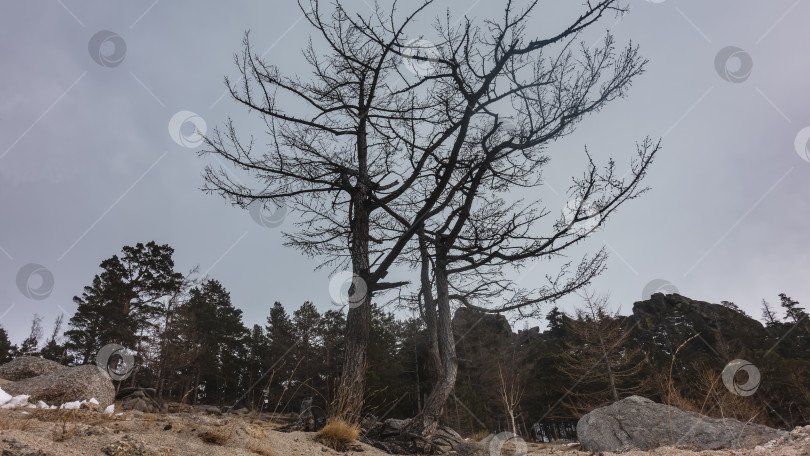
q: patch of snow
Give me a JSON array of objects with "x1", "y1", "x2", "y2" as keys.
[
  {"x1": 89, "y1": 398, "x2": 99, "y2": 405},
  {"x1": 0, "y1": 387, "x2": 12, "y2": 406},
  {"x1": 1, "y1": 395, "x2": 31, "y2": 409},
  {"x1": 60, "y1": 401, "x2": 82, "y2": 410},
  {"x1": 104, "y1": 404, "x2": 115, "y2": 414}
]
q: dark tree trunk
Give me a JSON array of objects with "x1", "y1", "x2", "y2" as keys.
[{"x1": 405, "y1": 235, "x2": 458, "y2": 446}]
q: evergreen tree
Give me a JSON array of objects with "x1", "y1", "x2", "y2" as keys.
[
  {"x1": 293, "y1": 301, "x2": 322, "y2": 389},
  {"x1": 65, "y1": 242, "x2": 183, "y2": 364},
  {"x1": 182, "y1": 279, "x2": 248, "y2": 405},
  {"x1": 779, "y1": 293, "x2": 808, "y2": 324},
  {"x1": 19, "y1": 314, "x2": 43, "y2": 356},
  {"x1": 545, "y1": 306, "x2": 565, "y2": 338},
  {"x1": 761, "y1": 299, "x2": 779, "y2": 327},
  {"x1": 0, "y1": 327, "x2": 16, "y2": 364}
]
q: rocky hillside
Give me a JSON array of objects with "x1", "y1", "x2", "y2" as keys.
[{"x1": 449, "y1": 293, "x2": 810, "y2": 439}]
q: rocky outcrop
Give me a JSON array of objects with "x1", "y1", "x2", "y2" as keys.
[
  {"x1": 2, "y1": 365, "x2": 115, "y2": 408},
  {"x1": 577, "y1": 395, "x2": 787, "y2": 452},
  {"x1": 0, "y1": 356, "x2": 66, "y2": 381}
]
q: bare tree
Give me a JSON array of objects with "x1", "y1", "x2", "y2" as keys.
[
  {"x1": 201, "y1": 0, "x2": 655, "y2": 423},
  {"x1": 497, "y1": 363, "x2": 524, "y2": 437},
  {"x1": 559, "y1": 292, "x2": 644, "y2": 416}
]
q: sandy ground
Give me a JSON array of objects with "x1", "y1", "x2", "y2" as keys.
[{"x1": 0, "y1": 407, "x2": 806, "y2": 456}]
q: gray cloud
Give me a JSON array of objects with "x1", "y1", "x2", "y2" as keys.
[{"x1": 1, "y1": 0, "x2": 809, "y2": 344}]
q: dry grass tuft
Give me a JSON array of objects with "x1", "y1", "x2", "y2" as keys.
[
  {"x1": 247, "y1": 442, "x2": 274, "y2": 455},
  {"x1": 316, "y1": 417, "x2": 360, "y2": 451},
  {"x1": 198, "y1": 426, "x2": 234, "y2": 445},
  {"x1": 467, "y1": 430, "x2": 491, "y2": 442}
]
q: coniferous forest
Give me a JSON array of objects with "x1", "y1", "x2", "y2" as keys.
[{"x1": 3, "y1": 241, "x2": 808, "y2": 442}]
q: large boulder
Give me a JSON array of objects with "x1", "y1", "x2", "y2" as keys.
[
  {"x1": 0, "y1": 356, "x2": 66, "y2": 381},
  {"x1": 577, "y1": 395, "x2": 786, "y2": 452},
  {"x1": 1, "y1": 365, "x2": 115, "y2": 408}
]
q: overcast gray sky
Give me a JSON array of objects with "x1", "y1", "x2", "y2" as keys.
[{"x1": 1, "y1": 0, "x2": 809, "y2": 345}]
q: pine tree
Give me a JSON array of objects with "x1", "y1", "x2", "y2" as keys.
[
  {"x1": 40, "y1": 314, "x2": 67, "y2": 363},
  {"x1": 779, "y1": 293, "x2": 808, "y2": 324},
  {"x1": 19, "y1": 314, "x2": 43, "y2": 356},
  {"x1": 0, "y1": 327, "x2": 16, "y2": 364},
  {"x1": 546, "y1": 306, "x2": 565, "y2": 337},
  {"x1": 182, "y1": 279, "x2": 248, "y2": 405},
  {"x1": 761, "y1": 299, "x2": 779, "y2": 327},
  {"x1": 65, "y1": 242, "x2": 183, "y2": 364}
]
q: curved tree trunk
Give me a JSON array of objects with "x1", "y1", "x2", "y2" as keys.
[{"x1": 405, "y1": 235, "x2": 458, "y2": 447}]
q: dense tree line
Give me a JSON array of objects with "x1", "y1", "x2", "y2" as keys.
[{"x1": 2, "y1": 241, "x2": 807, "y2": 442}]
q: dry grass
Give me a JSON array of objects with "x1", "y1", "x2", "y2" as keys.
[
  {"x1": 467, "y1": 429, "x2": 492, "y2": 442},
  {"x1": 198, "y1": 426, "x2": 234, "y2": 445},
  {"x1": 247, "y1": 442, "x2": 274, "y2": 455},
  {"x1": 316, "y1": 417, "x2": 360, "y2": 451}
]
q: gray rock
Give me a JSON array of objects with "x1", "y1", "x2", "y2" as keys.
[
  {"x1": 2, "y1": 365, "x2": 115, "y2": 408},
  {"x1": 577, "y1": 395, "x2": 786, "y2": 452},
  {"x1": 0, "y1": 356, "x2": 66, "y2": 381}
]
